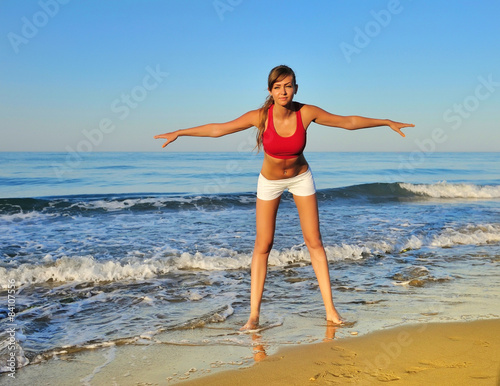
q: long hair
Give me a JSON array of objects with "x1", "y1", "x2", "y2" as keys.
[{"x1": 256, "y1": 65, "x2": 297, "y2": 151}]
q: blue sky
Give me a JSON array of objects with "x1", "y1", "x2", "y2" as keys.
[{"x1": 1, "y1": 0, "x2": 499, "y2": 153}]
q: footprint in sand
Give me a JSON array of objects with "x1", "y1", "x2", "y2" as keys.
[
  {"x1": 369, "y1": 370, "x2": 401, "y2": 382},
  {"x1": 405, "y1": 366, "x2": 429, "y2": 374},
  {"x1": 418, "y1": 360, "x2": 469, "y2": 369},
  {"x1": 306, "y1": 346, "x2": 362, "y2": 382},
  {"x1": 473, "y1": 339, "x2": 490, "y2": 347},
  {"x1": 448, "y1": 336, "x2": 489, "y2": 347},
  {"x1": 330, "y1": 345, "x2": 358, "y2": 360},
  {"x1": 310, "y1": 366, "x2": 361, "y2": 382}
]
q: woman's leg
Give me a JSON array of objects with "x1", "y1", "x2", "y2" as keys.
[
  {"x1": 293, "y1": 193, "x2": 342, "y2": 324},
  {"x1": 241, "y1": 196, "x2": 281, "y2": 330}
]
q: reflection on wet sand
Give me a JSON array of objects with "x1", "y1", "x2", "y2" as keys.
[
  {"x1": 249, "y1": 322, "x2": 340, "y2": 362},
  {"x1": 251, "y1": 333, "x2": 267, "y2": 362},
  {"x1": 324, "y1": 321, "x2": 339, "y2": 341}
]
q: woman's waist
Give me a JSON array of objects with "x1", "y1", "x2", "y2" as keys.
[{"x1": 261, "y1": 154, "x2": 309, "y2": 180}]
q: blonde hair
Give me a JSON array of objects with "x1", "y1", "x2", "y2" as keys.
[{"x1": 256, "y1": 65, "x2": 297, "y2": 151}]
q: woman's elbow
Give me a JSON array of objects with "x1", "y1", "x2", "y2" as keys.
[
  {"x1": 212, "y1": 127, "x2": 227, "y2": 137},
  {"x1": 210, "y1": 125, "x2": 224, "y2": 138},
  {"x1": 339, "y1": 117, "x2": 356, "y2": 130}
]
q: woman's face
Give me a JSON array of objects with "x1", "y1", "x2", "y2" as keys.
[{"x1": 269, "y1": 75, "x2": 296, "y2": 107}]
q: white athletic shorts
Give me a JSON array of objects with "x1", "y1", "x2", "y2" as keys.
[{"x1": 257, "y1": 168, "x2": 316, "y2": 201}]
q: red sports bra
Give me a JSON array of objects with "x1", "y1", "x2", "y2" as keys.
[{"x1": 262, "y1": 104, "x2": 306, "y2": 159}]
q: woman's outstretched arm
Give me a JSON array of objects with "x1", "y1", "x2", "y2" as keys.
[
  {"x1": 154, "y1": 109, "x2": 260, "y2": 148},
  {"x1": 306, "y1": 105, "x2": 415, "y2": 137}
]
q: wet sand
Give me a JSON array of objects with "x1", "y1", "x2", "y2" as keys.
[
  {"x1": 184, "y1": 319, "x2": 500, "y2": 386},
  {"x1": 7, "y1": 319, "x2": 500, "y2": 385}
]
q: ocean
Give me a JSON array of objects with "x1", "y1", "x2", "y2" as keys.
[{"x1": 1, "y1": 151, "x2": 499, "y2": 382}]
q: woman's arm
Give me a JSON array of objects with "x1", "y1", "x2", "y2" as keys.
[
  {"x1": 306, "y1": 105, "x2": 414, "y2": 137},
  {"x1": 154, "y1": 110, "x2": 260, "y2": 148}
]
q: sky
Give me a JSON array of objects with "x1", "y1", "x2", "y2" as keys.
[{"x1": 1, "y1": 0, "x2": 499, "y2": 153}]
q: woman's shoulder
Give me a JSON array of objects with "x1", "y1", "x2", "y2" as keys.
[
  {"x1": 294, "y1": 102, "x2": 320, "y2": 113},
  {"x1": 295, "y1": 102, "x2": 321, "y2": 110},
  {"x1": 237, "y1": 108, "x2": 261, "y2": 119},
  {"x1": 294, "y1": 103, "x2": 321, "y2": 122},
  {"x1": 294, "y1": 101, "x2": 305, "y2": 110}
]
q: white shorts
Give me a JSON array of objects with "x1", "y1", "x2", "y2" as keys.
[{"x1": 257, "y1": 169, "x2": 316, "y2": 201}]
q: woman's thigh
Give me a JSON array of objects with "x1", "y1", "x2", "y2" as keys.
[
  {"x1": 293, "y1": 193, "x2": 322, "y2": 248},
  {"x1": 254, "y1": 196, "x2": 282, "y2": 251}
]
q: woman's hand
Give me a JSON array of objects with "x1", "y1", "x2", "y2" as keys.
[
  {"x1": 154, "y1": 131, "x2": 178, "y2": 148},
  {"x1": 388, "y1": 121, "x2": 415, "y2": 137}
]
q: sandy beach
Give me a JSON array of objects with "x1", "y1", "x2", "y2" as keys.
[
  {"x1": 7, "y1": 318, "x2": 499, "y2": 385},
  {"x1": 185, "y1": 319, "x2": 500, "y2": 386}
]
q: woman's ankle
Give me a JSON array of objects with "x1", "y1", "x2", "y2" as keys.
[{"x1": 240, "y1": 316, "x2": 260, "y2": 331}]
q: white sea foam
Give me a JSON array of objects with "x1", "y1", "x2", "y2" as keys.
[
  {"x1": 399, "y1": 182, "x2": 500, "y2": 199},
  {"x1": 71, "y1": 197, "x2": 166, "y2": 211},
  {"x1": 0, "y1": 255, "x2": 166, "y2": 288},
  {"x1": 396, "y1": 224, "x2": 500, "y2": 251},
  {"x1": 176, "y1": 251, "x2": 252, "y2": 271},
  {"x1": 2, "y1": 224, "x2": 499, "y2": 288},
  {"x1": 430, "y1": 224, "x2": 500, "y2": 248},
  {"x1": 216, "y1": 304, "x2": 234, "y2": 321},
  {"x1": 324, "y1": 244, "x2": 372, "y2": 261},
  {"x1": 0, "y1": 211, "x2": 53, "y2": 222},
  {"x1": 401, "y1": 235, "x2": 424, "y2": 251},
  {"x1": 69, "y1": 195, "x2": 213, "y2": 212},
  {"x1": 0, "y1": 244, "x2": 367, "y2": 287}
]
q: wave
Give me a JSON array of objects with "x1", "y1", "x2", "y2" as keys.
[
  {"x1": 430, "y1": 224, "x2": 500, "y2": 248},
  {"x1": 319, "y1": 182, "x2": 500, "y2": 201},
  {"x1": 2, "y1": 223, "x2": 499, "y2": 288},
  {"x1": 1, "y1": 182, "x2": 498, "y2": 218},
  {"x1": 0, "y1": 193, "x2": 256, "y2": 218},
  {"x1": 399, "y1": 182, "x2": 500, "y2": 199},
  {"x1": 399, "y1": 223, "x2": 500, "y2": 251},
  {"x1": 172, "y1": 304, "x2": 235, "y2": 330}
]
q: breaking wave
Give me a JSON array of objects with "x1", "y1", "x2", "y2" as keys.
[
  {"x1": 2, "y1": 223, "x2": 499, "y2": 288},
  {"x1": 2, "y1": 182, "x2": 498, "y2": 220}
]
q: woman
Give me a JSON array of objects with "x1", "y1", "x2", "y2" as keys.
[{"x1": 155, "y1": 65, "x2": 414, "y2": 330}]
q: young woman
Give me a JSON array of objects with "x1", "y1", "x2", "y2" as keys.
[{"x1": 155, "y1": 65, "x2": 414, "y2": 330}]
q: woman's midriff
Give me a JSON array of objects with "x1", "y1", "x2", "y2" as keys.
[{"x1": 260, "y1": 153, "x2": 309, "y2": 180}]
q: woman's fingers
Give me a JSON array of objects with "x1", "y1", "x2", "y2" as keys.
[
  {"x1": 391, "y1": 122, "x2": 414, "y2": 137},
  {"x1": 155, "y1": 132, "x2": 178, "y2": 148}
]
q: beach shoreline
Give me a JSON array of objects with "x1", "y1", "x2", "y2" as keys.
[
  {"x1": 6, "y1": 318, "x2": 499, "y2": 385},
  {"x1": 184, "y1": 318, "x2": 500, "y2": 386}
]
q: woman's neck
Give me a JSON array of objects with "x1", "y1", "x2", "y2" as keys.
[{"x1": 273, "y1": 101, "x2": 295, "y2": 119}]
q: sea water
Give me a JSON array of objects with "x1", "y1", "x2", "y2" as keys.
[{"x1": 0, "y1": 152, "x2": 499, "y2": 380}]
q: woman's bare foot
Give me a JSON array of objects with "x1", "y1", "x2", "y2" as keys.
[
  {"x1": 240, "y1": 317, "x2": 259, "y2": 331},
  {"x1": 326, "y1": 308, "x2": 343, "y2": 326}
]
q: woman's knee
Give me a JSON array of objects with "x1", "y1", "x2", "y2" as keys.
[
  {"x1": 254, "y1": 237, "x2": 274, "y2": 255},
  {"x1": 304, "y1": 234, "x2": 324, "y2": 251}
]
